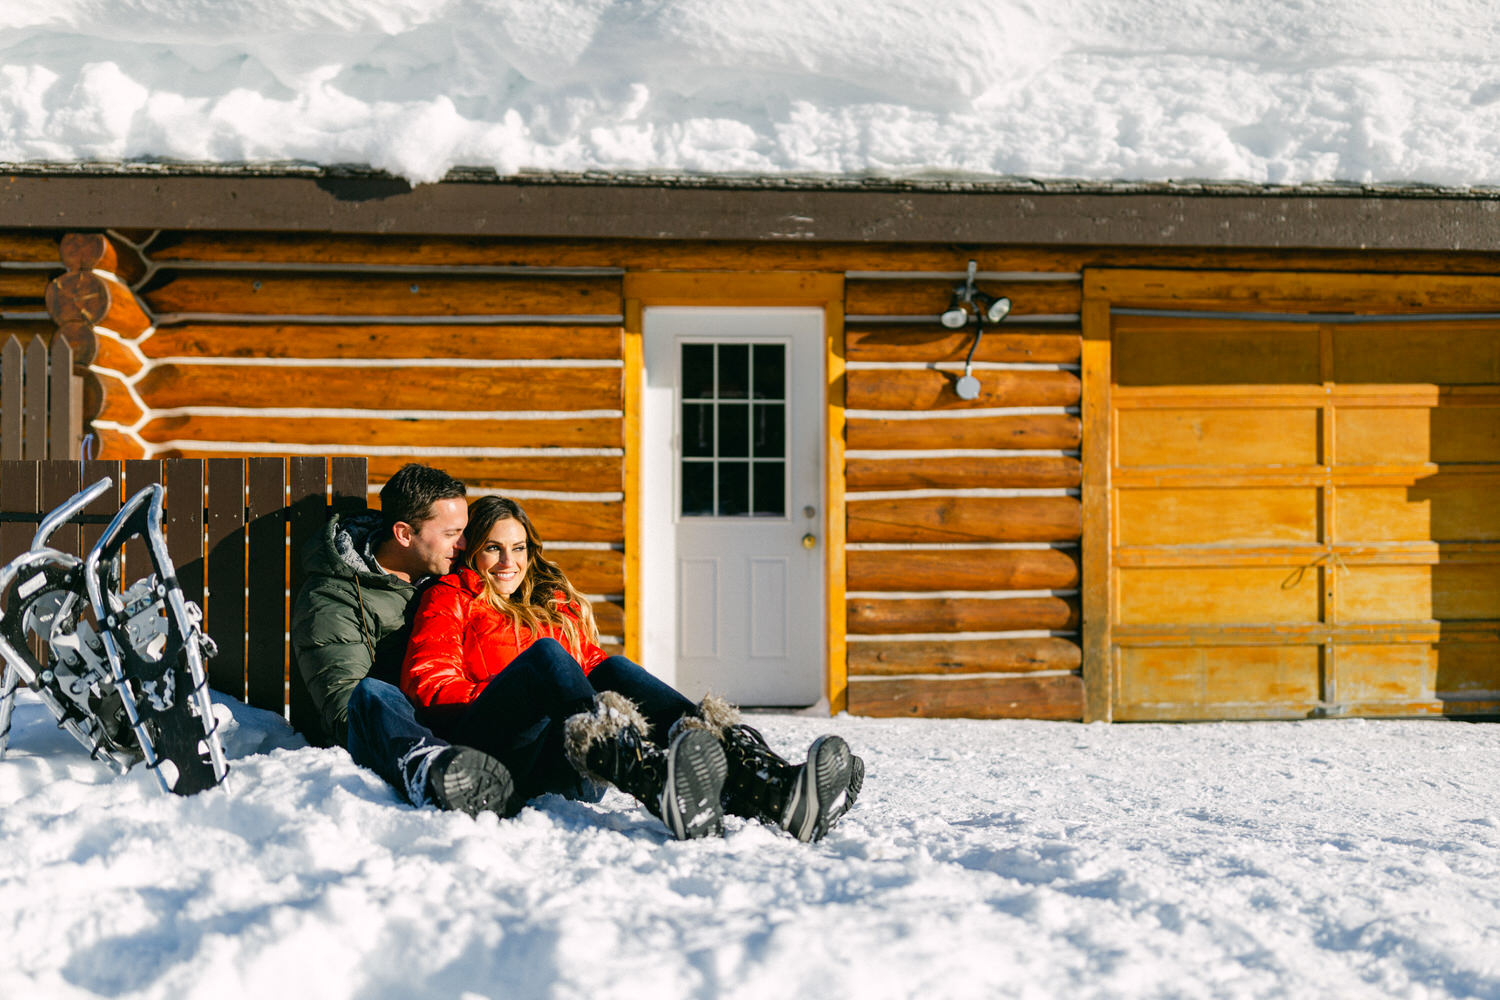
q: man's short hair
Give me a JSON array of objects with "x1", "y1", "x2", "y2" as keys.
[{"x1": 379, "y1": 463, "x2": 466, "y2": 533}]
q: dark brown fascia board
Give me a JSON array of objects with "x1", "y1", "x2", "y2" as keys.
[{"x1": 4, "y1": 171, "x2": 1500, "y2": 250}]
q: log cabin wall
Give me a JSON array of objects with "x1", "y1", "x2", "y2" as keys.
[
  {"x1": 0, "y1": 231, "x2": 64, "y2": 350},
  {"x1": 20, "y1": 219, "x2": 1500, "y2": 721}
]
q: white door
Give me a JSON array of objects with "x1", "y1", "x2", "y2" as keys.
[{"x1": 642, "y1": 307, "x2": 825, "y2": 706}]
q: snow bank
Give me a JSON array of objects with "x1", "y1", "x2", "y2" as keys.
[
  {"x1": 2, "y1": 1, "x2": 1500, "y2": 185},
  {"x1": 3, "y1": 687, "x2": 1500, "y2": 999}
]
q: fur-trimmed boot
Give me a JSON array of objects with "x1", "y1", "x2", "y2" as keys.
[
  {"x1": 564, "y1": 691, "x2": 727, "y2": 840},
  {"x1": 680, "y1": 695, "x2": 862, "y2": 843}
]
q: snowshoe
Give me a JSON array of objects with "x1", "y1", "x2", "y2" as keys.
[{"x1": 0, "y1": 477, "x2": 228, "y2": 796}]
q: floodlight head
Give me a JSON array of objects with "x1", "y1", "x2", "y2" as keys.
[
  {"x1": 983, "y1": 294, "x2": 1012, "y2": 323},
  {"x1": 940, "y1": 299, "x2": 970, "y2": 328}
]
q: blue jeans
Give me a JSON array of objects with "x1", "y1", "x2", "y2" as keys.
[
  {"x1": 438, "y1": 638, "x2": 697, "y2": 801},
  {"x1": 345, "y1": 676, "x2": 444, "y2": 805}
]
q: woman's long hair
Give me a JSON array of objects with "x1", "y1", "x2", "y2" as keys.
[{"x1": 462, "y1": 496, "x2": 598, "y2": 657}]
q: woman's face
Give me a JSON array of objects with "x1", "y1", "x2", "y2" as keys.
[{"x1": 472, "y1": 517, "x2": 529, "y2": 597}]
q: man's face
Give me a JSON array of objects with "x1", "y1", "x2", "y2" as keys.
[{"x1": 404, "y1": 497, "x2": 469, "y2": 577}]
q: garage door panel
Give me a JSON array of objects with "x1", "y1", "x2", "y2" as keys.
[
  {"x1": 1333, "y1": 324, "x2": 1500, "y2": 384},
  {"x1": 1339, "y1": 643, "x2": 1500, "y2": 702},
  {"x1": 1339, "y1": 407, "x2": 1500, "y2": 466},
  {"x1": 1336, "y1": 483, "x2": 1500, "y2": 542},
  {"x1": 1113, "y1": 323, "x2": 1319, "y2": 386},
  {"x1": 1339, "y1": 565, "x2": 1500, "y2": 622},
  {"x1": 1118, "y1": 408, "x2": 1320, "y2": 468},
  {"x1": 1117, "y1": 645, "x2": 1320, "y2": 714},
  {"x1": 1118, "y1": 567, "x2": 1321, "y2": 625},
  {"x1": 1118, "y1": 488, "x2": 1320, "y2": 546}
]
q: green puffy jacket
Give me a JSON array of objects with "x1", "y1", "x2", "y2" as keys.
[{"x1": 291, "y1": 511, "x2": 416, "y2": 747}]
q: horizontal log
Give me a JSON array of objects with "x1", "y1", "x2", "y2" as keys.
[
  {"x1": 549, "y1": 548, "x2": 624, "y2": 594},
  {"x1": 590, "y1": 600, "x2": 624, "y2": 635},
  {"x1": 847, "y1": 547, "x2": 1079, "y2": 591},
  {"x1": 847, "y1": 413, "x2": 1080, "y2": 451},
  {"x1": 59, "y1": 232, "x2": 148, "y2": 285},
  {"x1": 45, "y1": 270, "x2": 152, "y2": 337},
  {"x1": 845, "y1": 278, "x2": 1081, "y2": 317},
  {"x1": 156, "y1": 452, "x2": 621, "y2": 493},
  {"x1": 134, "y1": 364, "x2": 622, "y2": 412},
  {"x1": 0, "y1": 233, "x2": 64, "y2": 264},
  {"x1": 846, "y1": 326, "x2": 1080, "y2": 364},
  {"x1": 846, "y1": 369, "x2": 1080, "y2": 410},
  {"x1": 0, "y1": 321, "x2": 59, "y2": 346},
  {"x1": 92, "y1": 425, "x2": 147, "y2": 459},
  {"x1": 91, "y1": 334, "x2": 143, "y2": 377},
  {"x1": 848, "y1": 637, "x2": 1082, "y2": 675},
  {"x1": 848, "y1": 496, "x2": 1082, "y2": 543},
  {"x1": 848, "y1": 673, "x2": 1084, "y2": 720},
  {"x1": 848, "y1": 596, "x2": 1078, "y2": 634},
  {"x1": 1087, "y1": 268, "x2": 1500, "y2": 313},
  {"x1": 141, "y1": 272, "x2": 622, "y2": 317},
  {"x1": 85, "y1": 371, "x2": 144, "y2": 426},
  {"x1": 364, "y1": 455, "x2": 619, "y2": 493},
  {"x1": 137, "y1": 414, "x2": 622, "y2": 449},
  {"x1": 370, "y1": 493, "x2": 624, "y2": 543},
  {"x1": 142, "y1": 323, "x2": 623, "y2": 361},
  {"x1": 143, "y1": 233, "x2": 1500, "y2": 275},
  {"x1": 0, "y1": 270, "x2": 55, "y2": 299},
  {"x1": 847, "y1": 455, "x2": 1081, "y2": 491},
  {"x1": 54, "y1": 322, "x2": 97, "y2": 367}
]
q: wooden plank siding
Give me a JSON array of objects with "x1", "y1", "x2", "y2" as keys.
[
  {"x1": 23, "y1": 226, "x2": 1500, "y2": 721},
  {"x1": 842, "y1": 269, "x2": 1085, "y2": 719}
]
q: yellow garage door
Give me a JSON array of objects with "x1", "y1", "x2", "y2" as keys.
[{"x1": 1083, "y1": 270, "x2": 1500, "y2": 720}]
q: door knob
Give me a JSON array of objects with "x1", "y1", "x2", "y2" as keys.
[{"x1": 802, "y1": 533, "x2": 817, "y2": 549}]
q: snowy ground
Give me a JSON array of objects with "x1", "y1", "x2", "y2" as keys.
[
  {"x1": 3, "y1": 1, "x2": 1500, "y2": 186},
  {"x1": 2, "y1": 690, "x2": 1499, "y2": 999}
]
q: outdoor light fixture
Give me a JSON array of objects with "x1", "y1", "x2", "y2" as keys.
[{"x1": 941, "y1": 260, "x2": 1012, "y2": 400}]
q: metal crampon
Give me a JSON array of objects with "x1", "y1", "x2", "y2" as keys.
[{"x1": 0, "y1": 478, "x2": 228, "y2": 795}]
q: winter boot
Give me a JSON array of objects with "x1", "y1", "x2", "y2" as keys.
[
  {"x1": 399, "y1": 742, "x2": 518, "y2": 818},
  {"x1": 564, "y1": 691, "x2": 727, "y2": 840},
  {"x1": 680, "y1": 695, "x2": 860, "y2": 843}
]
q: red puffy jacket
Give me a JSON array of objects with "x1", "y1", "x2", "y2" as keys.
[{"x1": 401, "y1": 567, "x2": 606, "y2": 709}]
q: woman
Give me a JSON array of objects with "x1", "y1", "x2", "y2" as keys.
[{"x1": 401, "y1": 496, "x2": 862, "y2": 841}]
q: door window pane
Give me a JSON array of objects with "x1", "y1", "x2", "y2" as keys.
[
  {"x1": 682, "y1": 403, "x2": 714, "y2": 457},
  {"x1": 753, "y1": 462, "x2": 785, "y2": 517},
  {"x1": 682, "y1": 344, "x2": 715, "y2": 399},
  {"x1": 718, "y1": 462, "x2": 750, "y2": 516},
  {"x1": 718, "y1": 402, "x2": 749, "y2": 458},
  {"x1": 682, "y1": 461, "x2": 714, "y2": 516},
  {"x1": 753, "y1": 402, "x2": 784, "y2": 458},
  {"x1": 753, "y1": 344, "x2": 785, "y2": 400},
  {"x1": 718, "y1": 344, "x2": 749, "y2": 399}
]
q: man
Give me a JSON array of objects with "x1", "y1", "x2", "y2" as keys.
[{"x1": 291, "y1": 463, "x2": 515, "y2": 816}]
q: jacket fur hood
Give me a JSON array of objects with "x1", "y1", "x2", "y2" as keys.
[{"x1": 300, "y1": 510, "x2": 396, "y2": 585}]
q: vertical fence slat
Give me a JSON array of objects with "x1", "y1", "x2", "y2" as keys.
[
  {"x1": 205, "y1": 458, "x2": 247, "y2": 701},
  {"x1": 123, "y1": 460, "x2": 163, "y2": 589},
  {"x1": 78, "y1": 460, "x2": 122, "y2": 560},
  {"x1": 245, "y1": 458, "x2": 287, "y2": 716},
  {"x1": 164, "y1": 459, "x2": 205, "y2": 611},
  {"x1": 1, "y1": 337, "x2": 21, "y2": 461},
  {"x1": 21, "y1": 338, "x2": 46, "y2": 461},
  {"x1": 39, "y1": 460, "x2": 81, "y2": 559},
  {"x1": 330, "y1": 457, "x2": 368, "y2": 517},
  {"x1": 0, "y1": 460, "x2": 38, "y2": 567},
  {"x1": 47, "y1": 336, "x2": 73, "y2": 460},
  {"x1": 287, "y1": 457, "x2": 328, "y2": 744}
]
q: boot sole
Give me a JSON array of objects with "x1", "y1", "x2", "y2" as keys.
[
  {"x1": 826, "y1": 753, "x2": 865, "y2": 827},
  {"x1": 661, "y1": 730, "x2": 727, "y2": 840},
  {"x1": 781, "y1": 735, "x2": 853, "y2": 843},
  {"x1": 430, "y1": 748, "x2": 518, "y2": 818}
]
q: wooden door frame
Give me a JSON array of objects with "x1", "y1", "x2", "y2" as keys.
[
  {"x1": 622, "y1": 272, "x2": 848, "y2": 713},
  {"x1": 1081, "y1": 266, "x2": 1500, "y2": 723}
]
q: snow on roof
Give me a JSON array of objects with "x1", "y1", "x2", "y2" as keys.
[{"x1": 3, "y1": 1, "x2": 1500, "y2": 189}]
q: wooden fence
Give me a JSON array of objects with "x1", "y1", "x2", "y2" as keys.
[
  {"x1": 0, "y1": 456, "x2": 367, "y2": 744},
  {"x1": 1, "y1": 334, "x2": 82, "y2": 460}
]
